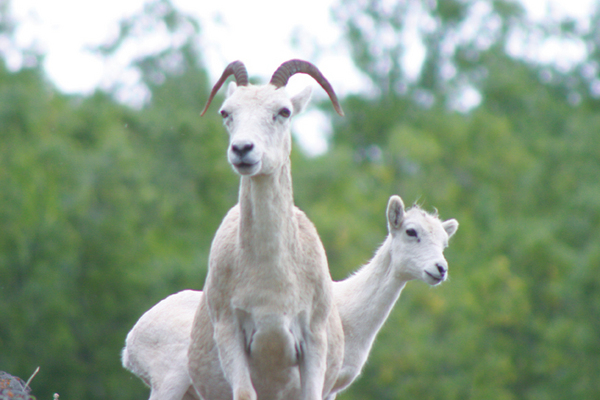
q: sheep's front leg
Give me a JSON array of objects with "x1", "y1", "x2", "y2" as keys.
[
  {"x1": 213, "y1": 318, "x2": 256, "y2": 400},
  {"x1": 299, "y1": 328, "x2": 328, "y2": 400}
]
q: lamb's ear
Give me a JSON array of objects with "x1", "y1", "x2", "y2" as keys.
[
  {"x1": 387, "y1": 195, "x2": 405, "y2": 233},
  {"x1": 291, "y1": 86, "x2": 312, "y2": 116},
  {"x1": 227, "y1": 81, "x2": 237, "y2": 98},
  {"x1": 442, "y1": 219, "x2": 459, "y2": 238}
]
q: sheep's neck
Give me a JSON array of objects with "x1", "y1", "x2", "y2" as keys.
[
  {"x1": 335, "y1": 237, "x2": 407, "y2": 351},
  {"x1": 238, "y1": 162, "x2": 296, "y2": 262}
]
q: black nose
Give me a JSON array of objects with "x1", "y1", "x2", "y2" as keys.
[
  {"x1": 231, "y1": 141, "x2": 254, "y2": 158},
  {"x1": 436, "y1": 263, "x2": 447, "y2": 276}
]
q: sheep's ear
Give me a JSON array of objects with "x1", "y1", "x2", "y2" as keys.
[
  {"x1": 442, "y1": 219, "x2": 459, "y2": 238},
  {"x1": 291, "y1": 86, "x2": 312, "y2": 116},
  {"x1": 227, "y1": 81, "x2": 237, "y2": 98},
  {"x1": 387, "y1": 195, "x2": 405, "y2": 232}
]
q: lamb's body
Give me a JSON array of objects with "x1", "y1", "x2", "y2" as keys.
[
  {"x1": 187, "y1": 61, "x2": 345, "y2": 400},
  {"x1": 122, "y1": 290, "x2": 200, "y2": 400},
  {"x1": 122, "y1": 195, "x2": 458, "y2": 400}
]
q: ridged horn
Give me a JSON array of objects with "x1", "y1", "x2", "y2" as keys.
[
  {"x1": 200, "y1": 61, "x2": 249, "y2": 116},
  {"x1": 269, "y1": 59, "x2": 344, "y2": 116}
]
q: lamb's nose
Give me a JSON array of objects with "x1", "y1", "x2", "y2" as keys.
[
  {"x1": 231, "y1": 141, "x2": 254, "y2": 158},
  {"x1": 436, "y1": 263, "x2": 447, "y2": 277}
]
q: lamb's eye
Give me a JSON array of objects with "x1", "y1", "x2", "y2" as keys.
[
  {"x1": 220, "y1": 110, "x2": 229, "y2": 118},
  {"x1": 406, "y1": 228, "x2": 418, "y2": 238},
  {"x1": 278, "y1": 108, "x2": 291, "y2": 118}
]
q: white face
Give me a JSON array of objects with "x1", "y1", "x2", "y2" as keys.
[
  {"x1": 387, "y1": 196, "x2": 458, "y2": 286},
  {"x1": 218, "y1": 83, "x2": 311, "y2": 177}
]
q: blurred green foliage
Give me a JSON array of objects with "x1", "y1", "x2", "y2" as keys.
[{"x1": 1, "y1": 0, "x2": 599, "y2": 399}]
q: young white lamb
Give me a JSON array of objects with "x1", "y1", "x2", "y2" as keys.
[
  {"x1": 122, "y1": 195, "x2": 458, "y2": 400},
  {"x1": 187, "y1": 60, "x2": 345, "y2": 400},
  {"x1": 327, "y1": 195, "x2": 458, "y2": 398}
]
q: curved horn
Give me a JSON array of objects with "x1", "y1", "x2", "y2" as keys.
[
  {"x1": 269, "y1": 59, "x2": 344, "y2": 116},
  {"x1": 200, "y1": 60, "x2": 249, "y2": 116}
]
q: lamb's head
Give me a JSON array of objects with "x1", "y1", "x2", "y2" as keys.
[
  {"x1": 201, "y1": 60, "x2": 344, "y2": 176},
  {"x1": 386, "y1": 195, "x2": 459, "y2": 286}
]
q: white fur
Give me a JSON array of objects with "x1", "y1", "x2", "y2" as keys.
[
  {"x1": 122, "y1": 290, "x2": 201, "y2": 400},
  {"x1": 327, "y1": 195, "x2": 458, "y2": 397},
  {"x1": 187, "y1": 80, "x2": 344, "y2": 400},
  {"x1": 121, "y1": 196, "x2": 458, "y2": 400}
]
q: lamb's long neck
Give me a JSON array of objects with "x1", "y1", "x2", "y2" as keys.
[
  {"x1": 238, "y1": 162, "x2": 296, "y2": 259},
  {"x1": 335, "y1": 236, "x2": 408, "y2": 348}
]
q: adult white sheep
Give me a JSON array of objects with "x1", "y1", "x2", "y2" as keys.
[
  {"x1": 188, "y1": 60, "x2": 345, "y2": 400},
  {"x1": 121, "y1": 195, "x2": 458, "y2": 400}
]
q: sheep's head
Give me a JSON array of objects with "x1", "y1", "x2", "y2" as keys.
[
  {"x1": 201, "y1": 60, "x2": 343, "y2": 177},
  {"x1": 386, "y1": 195, "x2": 459, "y2": 286}
]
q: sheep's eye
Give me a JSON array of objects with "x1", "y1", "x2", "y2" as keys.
[
  {"x1": 406, "y1": 228, "x2": 418, "y2": 238},
  {"x1": 278, "y1": 108, "x2": 291, "y2": 118},
  {"x1": 220, "y1": 110, "x2": 229, "y2": 118}
]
